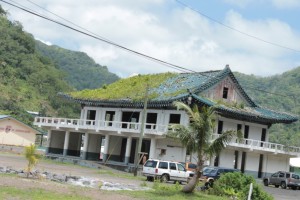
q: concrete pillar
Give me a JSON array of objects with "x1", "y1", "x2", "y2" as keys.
[
  {"x1": 63, "y1": 131, "x2": 70, "y2": 156},
  {"x1": 102, "y1": 135, "x2": 110, "y2": 162},
  {"x1": 82, "y1": 133, "x2": 89, "y2": 160},
  {"x1": 45, "y1": 130, "x2": 52, "y2": 154},
  {"x1": 124, "y1": 136, "x2": 132, "y2": 164},
  {"x1": 149, "y1": 138, "x2": 156, "y2": 159}
]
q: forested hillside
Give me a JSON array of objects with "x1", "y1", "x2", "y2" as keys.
[
  {"x1": 0, "y1": 7, "x2": 80, "y2": 124},
  {"x1": 235, "y1": 69, "x2": 300, "y2": 146},
  {"x1": 35, "y1": 41, "x2": 119, "y2": 90}
]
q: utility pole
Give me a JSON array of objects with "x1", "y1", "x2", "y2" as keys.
[{"x1": 133, "y1": 85, "x2": 149, "y2": 176}]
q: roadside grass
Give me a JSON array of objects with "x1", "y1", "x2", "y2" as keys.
[
  {"x1": 0, "y1": 186, "x2": 91, "y2": 200},
  {"x1": 97, "y1": 169, "x2": 145, "y2": 181},
  {"x1": 121, "y1": 181, "x2": 229, "y2": 200}
]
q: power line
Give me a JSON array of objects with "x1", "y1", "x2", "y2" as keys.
[
  {"x1": 176, "y1": 0, "x2": 300, "y2": 53},
  {"x1": 1, "y1": 0, "x2": 299, "y2": 106},
  {"x1": 1, "y1": 0, "x2": 195, "y2": 73}
]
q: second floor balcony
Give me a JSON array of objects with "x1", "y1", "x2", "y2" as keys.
[{"x1": 34, "y1": 117, "x2": 300, "y2": 157}]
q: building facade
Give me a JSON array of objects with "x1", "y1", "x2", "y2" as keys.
[
  {"x1": 34, "y1": 66, "x2": 299, "y2": 178},
  {"x1": 0, "y1": 115, "x2": 38, "y2": 146}
]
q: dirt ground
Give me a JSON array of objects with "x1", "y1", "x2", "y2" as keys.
[{"x1": 0, "y1": 152, "x2": 146, "y2": 200}]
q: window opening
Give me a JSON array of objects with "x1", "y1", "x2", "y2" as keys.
[
  {"x1": 217, "y1": 120, "x2": 223, "y2": 134},
  {"x1": 146, "y1": 113, "x2": 157, "y2": 129},
  {"x1": 105, "y1": 111, "x2": 115, "y2": 127},
  {"x1": 223, "y1": 87, "x2": 229, "y2": 99}
]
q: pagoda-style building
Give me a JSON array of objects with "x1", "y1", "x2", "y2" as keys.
[{"x1": 34, "y1": 66, "x2": 298, "y2": 178}]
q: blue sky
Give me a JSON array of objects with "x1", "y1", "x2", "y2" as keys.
[{"x1": 1, "y1": 0, "x2": 300, "y2": 77}]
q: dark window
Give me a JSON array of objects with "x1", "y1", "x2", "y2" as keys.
[
  {"x1": 258, "y1": 154, "x2": 263, "y2": 178},
  {"x1": 105, "y1": 111, "x2": 115, "y2": 126},
  {"x1": 169, "y1": 114, "x2": 181, "y2": 124},
  {"x1": 146, "y1": 113, "x2": 157, "y2": 129},
  {"x1": 286, "y1": 173, "x2": 290, "y2": 178},
  {"x1": 223, "y1": 87, "x2": 229, "y2": 99},
  {"x1": 237, "y1": 124, "x2": 242, "y2": 131},
  {"x1": 261, "y1": 128, "x2": 266, "y2": 147},
  {"x1": 234, "y1": 151, "x2": 239, "y2": 169},
  {"x1": 158, "y1": 162, "x2": 168, "y2": 169},
  {"x1": 170, "y1": 163, "x2": 176, "y2": 170},
  {"x1": 188, "y1": 163, "x2": 197, "y2": 169},
  {"x1": 271, "y1": 172, "x2": 279, "y2": 178},
  {"x1": 279, "y1": 172, "x2": 284, "y2": 178},
  {"x1": 218, "y1": 121, "x2": 223, "y2": 134},
  {"x1": 244, "y1": 125, "x2": 249, "y2": 144},
  {"x1": 241, "y1": 152, "x2": 246, "y2": 173},
  {"x1": 121, "y1": 111, "x2": 140, "y2": 129},
  {"x1": 86, "y1": 110, "x2": 96, "y2": 125},
  {"x1": 214, "y1": 155, "x2": 219, "y2": 167}
]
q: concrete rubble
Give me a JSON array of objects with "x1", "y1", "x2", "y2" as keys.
[{"x1": 0, "y1": 166, "x2": 151, "y2": 191}]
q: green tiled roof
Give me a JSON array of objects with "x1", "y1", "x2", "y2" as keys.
[{"x1": 60, "y1": 67, "x2": 297, "y2": 125}]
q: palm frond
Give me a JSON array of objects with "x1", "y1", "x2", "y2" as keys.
[{"x1": 206, "y1": 130, "x2": 239, "y2": 156}]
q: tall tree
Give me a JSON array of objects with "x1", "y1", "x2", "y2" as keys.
[{"x1": 168, "y1": 101, "x2": 242, "y2": 193}]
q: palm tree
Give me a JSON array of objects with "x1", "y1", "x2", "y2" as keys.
[
  {"x1": 168, "y1": 101, "x2": 242, "y2": 193},
  {"x1": 24, "y1": 144, "x2": 41, "y2": 178}
]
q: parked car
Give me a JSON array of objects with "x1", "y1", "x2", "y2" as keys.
[
  {"x1": 142, "y1": 159, "x2": 194, "y2": 183},
  {"x1": 263, "y1": 171, "x2": 300, "y2": 189},
  {"x1": 200, "y1": 166, "x2": 240, "y2": 187},
  {"x1": 180, "y1": 162, "x2": 197, "y2": 172}
]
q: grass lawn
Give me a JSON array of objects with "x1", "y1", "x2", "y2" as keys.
[{"x1": 0, "y1": 186, "x2": 91, "y2": 200}]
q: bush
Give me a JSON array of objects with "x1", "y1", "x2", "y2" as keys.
[{"x1": 208, "y1": 172, "x2": 273, "y2": 200}]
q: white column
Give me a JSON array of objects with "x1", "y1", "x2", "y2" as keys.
[
  {"x1": 46, "y1": 130, "x2": 52, "y2": 154},
  {"x1": 149, "y1": 138, "x2": 156, "y2": 159},
  {"x1": 124, "y1": 136, "x2": 132, "y2": 164},
  {"x1": 82, "y1": 133, "x2": 89, "y2": 160},
  {"x1": 63, "y1": 131, "x2": 70, "y2": 156},
  {"x1": 102, "y1": 135, "x2": 110, "y2": 161}
]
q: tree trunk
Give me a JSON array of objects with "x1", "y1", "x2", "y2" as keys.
[{"x1": 181, "y1": 170, "x2": 200, "y2": 193}]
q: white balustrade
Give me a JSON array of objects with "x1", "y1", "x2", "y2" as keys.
[{"x1": 34, "y1": 117, "x2": 168, "y2": 135}]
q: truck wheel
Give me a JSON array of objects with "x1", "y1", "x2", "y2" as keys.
[
  {"x1": 160, "y1": 174, "x2": 169, "y2": 183},
  {"x1": 281, "y1": 181, "x2": 287, "y2": 189},
  {"x1": 263, "y1": 179, "x2": 269, "y2": 186},
  {"x1": 146, "y1": 176, "x2": 154, "y2": 181}
]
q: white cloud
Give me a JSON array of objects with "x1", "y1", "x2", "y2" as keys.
[{"x1": 1, "y1": 0, "x2": 300, "y2": 78}]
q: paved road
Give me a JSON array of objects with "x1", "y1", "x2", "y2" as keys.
[{"x1": 263, "y1": 185, "x2": 299, "y2": 200}]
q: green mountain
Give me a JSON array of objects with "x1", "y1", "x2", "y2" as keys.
[
  {"x1": 0, "y1": 8, "x2": 80, "y2": 124},
  {"x1": 235, "y1": 68, "x2": 300, "y2": 146},
  {"x1": 35, "y1": 41, "x2": 119, "y2": 90}
]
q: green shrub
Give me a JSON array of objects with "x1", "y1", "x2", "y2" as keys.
[{"x1": 208, "y1": 172, "x2": 273, "y2": 200}]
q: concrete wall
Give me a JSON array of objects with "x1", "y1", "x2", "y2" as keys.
[
  {"x1": 156, "y1": 138, "x2": 186, "y2": 162},
  {"x1": 0, "y1": 118, "x2": 36, "y2": 146},
  {"x1": 265, "y1": 155, "x2": 290, "y2": 175},
  {"x1": 219, "y1": 150, "x2": 235, "y2": 168}
]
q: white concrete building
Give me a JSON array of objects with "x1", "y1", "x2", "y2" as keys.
[{"x1": 34, "y1": 66, "x2": 299, "y2": 178}]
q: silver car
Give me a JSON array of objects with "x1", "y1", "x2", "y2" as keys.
[{"x1": 263, "y1": 171, "x2": 300, "y2": 189}]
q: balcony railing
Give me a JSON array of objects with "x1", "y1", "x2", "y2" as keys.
[
  {"x1": 34, "y1": 117, "x2": 168, "y2": 135},
  {"x1": 211, "y1": 134, "x2": 300, "y2": 156},
  {"x1": 34, "y1": 117, "x2": 300, "y2": 156}
]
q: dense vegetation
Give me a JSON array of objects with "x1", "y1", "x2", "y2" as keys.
[
  {"x1": 209, "y1": 172, "x2": 273, "y2": 200},
  {"x1": 0, "y1": 7, "x2": 80, "y2": 124},
  {"x1": 235, "y1": 70, "x2": 300, "y2": 146},
  {"x1": 35, "y1": 41, "x2": 119, "y2": 90},
  {"x1": 70, "y1": 73, "x2": 176, "y2": 100}
]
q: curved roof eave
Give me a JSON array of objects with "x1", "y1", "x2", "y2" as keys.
[{"x1": 191, "y1": 94, "x2": 298, "y2": 125}]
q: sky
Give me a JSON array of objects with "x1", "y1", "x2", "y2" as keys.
[{"x1": 1, "y1": 0, "x2": 300, "y2": 78}]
